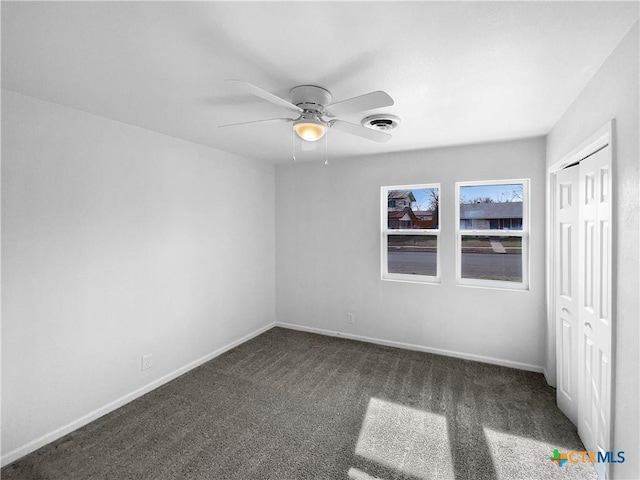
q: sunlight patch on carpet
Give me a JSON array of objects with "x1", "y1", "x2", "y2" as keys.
[
  {"x1": 347, "y1": 467, "x2": 383, "y2": 480},
  {"x1": 355, "y1": 397, "x2": 454, "y2": 479},
  {"x1": 483, "y1": 427, "x2": 597, "y2": 480}
]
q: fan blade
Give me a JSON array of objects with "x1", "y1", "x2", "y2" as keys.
[
  {"x1": 226, "y1": 80, "x2": 303, "y2": 114},
  {"x1": 218, "y1": 118, "x2": 294, "y2": 128},
  {"x1": 330, "y1": 120, "x2": 392, "y2": 143},
  {"x1": 325, "y1": 91, "x2": 394, "y2": 117}
]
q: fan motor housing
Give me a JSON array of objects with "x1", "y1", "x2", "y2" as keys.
[
  {"x1": 290, "y1": 85, "x2": 332, "y2": 110},
  {"x1": 362, "y1": 114, "x2": 401, "y2": 131}
]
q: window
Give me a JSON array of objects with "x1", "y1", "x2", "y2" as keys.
[
  {"x1": 381, "y1": 184, "x2": 440, "y2": 283},
  {"x1": 456, "y1": 180, "x2": 529, "y2": 289}
]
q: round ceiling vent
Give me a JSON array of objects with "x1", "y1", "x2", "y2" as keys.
[{"x1": 361, "y1": 114, "x2": 401, "y2": 131}]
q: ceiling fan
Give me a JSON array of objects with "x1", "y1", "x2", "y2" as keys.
[{"x1": 219, "y1": 80, "x2": 395, "y2": 143}]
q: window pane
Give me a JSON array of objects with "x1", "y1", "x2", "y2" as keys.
[
  {"x1": 388, "y1": 187, "x2": 439, "y2": 229},
  {"x1": 459, "y1": 184, "x2": 523, "y2": 230},
  {"x1": 461, "y1": 236, "x2": 522, "y2": 282},
  {"x1": 387, "y1": 235, "x2": 437, "y2": 276}
]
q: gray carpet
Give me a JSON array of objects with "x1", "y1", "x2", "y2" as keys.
[{"x1": 2, "y1": 327, "x2": 595, "y2": 480}]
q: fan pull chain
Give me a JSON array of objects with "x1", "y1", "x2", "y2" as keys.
[
  {"x1": 324, "y1": 131, "x2": 328, "y2": 166},
  {"x1": 292, "y1": 129, "x2": 296, "y2": 162}
]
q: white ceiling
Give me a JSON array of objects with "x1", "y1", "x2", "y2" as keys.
[{"x1": 2, "y1": 2, "x2": 638, "y2": 163}]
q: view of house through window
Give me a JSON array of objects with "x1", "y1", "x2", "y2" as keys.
[
  {"x1": 382, "y1": 185, "x2": 440, "y2": 282},
  {"x1": 456, "y1": 181, "x2": 528, "y2": 287},
  {"x1": 382, "y1": 181, "x2": 527, "y2": 288}
]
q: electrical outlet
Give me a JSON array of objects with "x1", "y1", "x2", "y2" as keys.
[
  {"x1": 141, "y1": 354, "x2": 152, "y2": 371},
  {"x1": 347, "y1": 313, "x2": 355, "y2": 324}
]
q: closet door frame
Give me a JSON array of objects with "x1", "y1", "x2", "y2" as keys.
[{"x1": 546, "y1": 121, "x2": 615, "y2": 480}]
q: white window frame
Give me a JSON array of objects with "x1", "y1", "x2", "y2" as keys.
[
  {"x1": 455, "y1": 179, "x2": 529, "y2": 290},
  {"x1": 381, "y1": 183, "x2": 441, "y2": 284}
]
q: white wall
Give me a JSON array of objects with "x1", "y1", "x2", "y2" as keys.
[
  {"x1": 546, "y1": 22, "x2": 639, "y2": 480},
  {"x1": 1, "y1": 91, "x2": 276, "y2": 462},
  {"x1": 276, "y1": 136, "x2": 546, "y2": 370}
]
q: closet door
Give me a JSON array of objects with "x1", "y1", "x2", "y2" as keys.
[
  {"x1": 578, "y1": 146, "x2": 612, "y2": 479},
  {"x1": 555, "y1": 164, "x2": 579, "y2": 425}
]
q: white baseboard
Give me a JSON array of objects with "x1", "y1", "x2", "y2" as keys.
[
  {"x1": 276, "y1": 322, "x2": 545, "y2": 373},
  {"x1": 542, "y1": 368, "x2": 556, "y2": 387},
  {"x1": 1, "y1": 321, "x2": 276, "y2": 468}
]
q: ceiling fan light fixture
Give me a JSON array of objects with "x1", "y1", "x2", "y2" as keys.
[{"x1": 293, "y1": 119, "x2": 327, "y2": 142}]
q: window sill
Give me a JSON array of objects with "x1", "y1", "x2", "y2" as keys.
[
  {"x1": 382, "y1": 275, "x2": 441, "y2": 285},
  {"x1": 456, "y1": 279, "x2": 529, "y2": 292}
]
